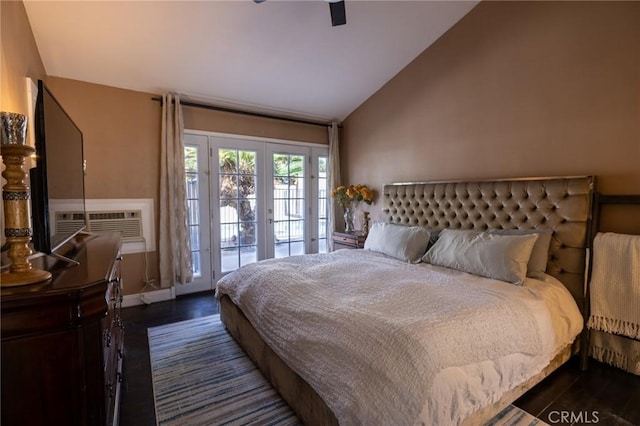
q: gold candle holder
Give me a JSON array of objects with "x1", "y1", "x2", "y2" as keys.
[{"x1": 1, "y1": 112, "x2": 51, "y2": 286}]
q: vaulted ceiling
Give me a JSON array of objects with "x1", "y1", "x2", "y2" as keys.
[{"x1": 24, "y1": 1, "x2": 478, "y2": 122}]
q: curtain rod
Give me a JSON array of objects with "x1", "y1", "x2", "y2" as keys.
[{"x1": 151, "y1": 96, "x2": 337, "y2": 128}]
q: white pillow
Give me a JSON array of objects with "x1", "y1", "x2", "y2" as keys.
[
  {"x1": 487, "y1": 228, "x2": 553, "y2": 279},
  {"x1": 422, "y1": 229, "x2": 539, "y2": 285},
  {"x1": 364, "y1": 222, "x2": 431, "y2": 263}
]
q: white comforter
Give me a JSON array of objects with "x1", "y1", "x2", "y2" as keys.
[{"x1": 215, "y1": 249, "x2": 582, "y2": 425}]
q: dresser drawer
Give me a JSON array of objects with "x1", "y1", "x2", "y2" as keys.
[
  {"x1": 332, "y1": 231, "x2": 366, "y2": 249},
  {"x1": 334, "y1": 235, "x2": 356, "y2": 245}
]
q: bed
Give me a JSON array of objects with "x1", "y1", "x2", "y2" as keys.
[{"x1": 215, "y1": 176, "x2": 594, "y2": 425}]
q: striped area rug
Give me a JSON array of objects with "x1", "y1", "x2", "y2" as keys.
[{"x1": 148, "y1": 315, "x2": 548, "y2": 426}]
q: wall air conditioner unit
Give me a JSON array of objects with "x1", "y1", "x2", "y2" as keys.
[{"x1": 55, "y1": 210, "x2": 144, "y2": 243}]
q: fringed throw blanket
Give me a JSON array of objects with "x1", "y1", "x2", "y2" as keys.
[
  {"x1": 587, "y1": 232, "x2": 640, "y2": 340},
  {"x1": 590, "y1": 330, "x2": 640, "y2": 376}
]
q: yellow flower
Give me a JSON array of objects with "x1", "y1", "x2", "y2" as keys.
[
  {"x1": 360, "y1": 187, "x2": 374, "y2": 203},
  {"x1": 331, "y1": 183, "x2": 375, "y2": 208}
]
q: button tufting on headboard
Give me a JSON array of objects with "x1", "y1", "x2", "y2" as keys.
[{"x1": 382, "y1": 177, "x2": 594, "y2": 304}]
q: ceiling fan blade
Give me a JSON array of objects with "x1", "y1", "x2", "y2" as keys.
[{"x1": 329, "y1": 1, "x2": 346, "y2": 27}]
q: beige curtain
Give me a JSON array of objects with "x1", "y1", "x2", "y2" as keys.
[
  {"x1": 159, "y1": 93, "x2": 192, "y2": 287},
  {"x1": 327, "y1": 122, "x2": 341, "y2": 251}
]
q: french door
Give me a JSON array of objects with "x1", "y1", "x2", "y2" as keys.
[{"x1": 178, "y1": 132, "x2": 328, "y2": 295}]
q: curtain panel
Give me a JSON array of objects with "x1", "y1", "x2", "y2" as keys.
[{"x1": 159, "y1": 93, "x2": 193, "y2": 287}]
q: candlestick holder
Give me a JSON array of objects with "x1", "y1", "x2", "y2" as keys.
[{"x1": 1, "y1": 112, "x2": 51, "y2": 286}]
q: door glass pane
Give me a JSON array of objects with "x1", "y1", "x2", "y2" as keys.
[
  {"x1": 191, "y1": 251, "x2": 201, "y2": 276},
  {"x1": 273, "y1": 153, "x2": 305, "y2": 258},
  {"x1": 184, "y1": 146, "x2": 202, "y2": 277},
  {"x1": 219, "y1": 148, "x2": 258, "y2": 272},
  {"x1": 222, "y1": 247, "x2": 239, "y2": 272},
  {"x1": 318, "y1": 156, "x2": 328, "y2": 253},
  {"x1": 219, "y1": 175, "x2": 238, "y2": 199}
]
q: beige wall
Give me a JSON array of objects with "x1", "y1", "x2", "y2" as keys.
[
  {"x1": 184, "y1": 105, "x2": 328, "y2": 145},
  {"x1": 0, "y1": 0, "x2": 47, "y2": 114},
  {"x1": 46, "y1": 78, "x2": 161, "y2": 200},
  {"x1": 343, "y1": 1, "x2": 640, "y2": 232}
]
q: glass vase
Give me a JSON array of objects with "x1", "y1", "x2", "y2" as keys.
[
  {"x1": 0, "y1": 112, "x2": 28, "y2": 145},
  {"x1": 344, "y1": 205, "x2": 355, "y2": 233}
]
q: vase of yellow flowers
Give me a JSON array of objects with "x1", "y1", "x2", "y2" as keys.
[{"x1": 331, "y1": 184, "x2": 375, "y2": 233}]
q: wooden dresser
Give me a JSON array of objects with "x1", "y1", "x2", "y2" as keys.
[
  {"x1": 332, "y1": 231, "x2": 366, "y2": 250},
  {"x1": 1, "y1": 232, "x2": 124, "y2": 426}
]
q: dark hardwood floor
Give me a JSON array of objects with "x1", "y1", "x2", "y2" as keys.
[{"x1": 120, "y1": 292, "x2": 640, "y2": 426}]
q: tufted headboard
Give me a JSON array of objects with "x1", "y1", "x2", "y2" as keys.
[{"x1": 382, "y1": 176, "x2": 594, "y2": 307}]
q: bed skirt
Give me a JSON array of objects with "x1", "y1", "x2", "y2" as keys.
[{"x1": 219, "y1": 294, "x2": 574, "y2": 426}]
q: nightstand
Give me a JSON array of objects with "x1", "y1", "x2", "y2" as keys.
[{"x1": 332, "y1": 231, "x2": 366, "y2": 250}]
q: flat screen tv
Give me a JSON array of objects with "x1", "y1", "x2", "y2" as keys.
[{"x1": 30, "y1": 79, "x2": 87, "y2": 255}]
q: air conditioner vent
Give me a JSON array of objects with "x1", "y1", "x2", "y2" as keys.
[{"x1": 54, "y1": 211, "x2": 86, "y2": 235}]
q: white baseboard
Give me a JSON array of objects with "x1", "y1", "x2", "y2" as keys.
[{"x1": 122, "y1": 287, "x2": 175, "y2": 307}]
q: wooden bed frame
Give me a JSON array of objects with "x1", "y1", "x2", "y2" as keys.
[{"x1": 220, "y1": 176, "x2": 594, "y2": 425}]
